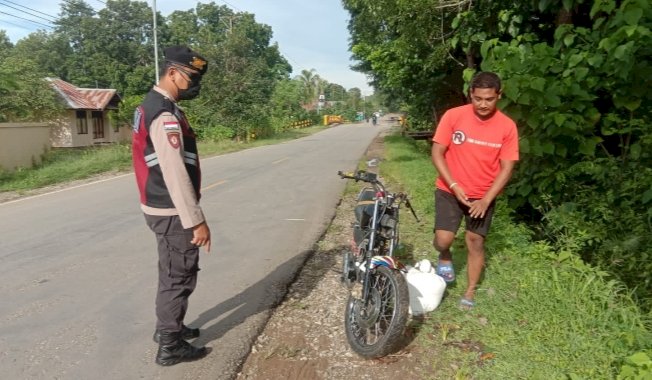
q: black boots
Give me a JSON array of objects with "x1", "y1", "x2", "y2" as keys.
[
  {"x1": 155, "y1": 330, "x2": 207, "y2": 366},
  {"x1": 153, "y1": 325, "x2": 200, "y2": 344}
]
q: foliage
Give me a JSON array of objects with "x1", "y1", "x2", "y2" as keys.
[
  {"x1": 0, "y1": 56, "x2": 62, "y2": 122},
  {"x1": 343, "y1": 0, "x2": 652, "y2": 312},
  {"x1": 0, "y1": 30, "x2": 13, "y2": 56},
  {"x1": 54, "y1": 0, "x2": 156, "y2": 95},
  {"x1": 0, "y1": 0, "x2": 364, "y2": 143},
  {"x1": 297, "y1": 68, "x2": 320, "y2": 105},
  {"x1": 343, "y1": 0, "x2": 467, "y2": 125},
  {"x1": 618, "y1": 350, "x2": 652, "y2": 380},
  {"x1": 268, "y1": 79, "x2": 305, "y2": 132},
  {"x1": 110, "y1": 94, "x2": 144, "y2": 129},
  {"x1": 477, "y1": 0, "x2": 652, "y2": 309}
]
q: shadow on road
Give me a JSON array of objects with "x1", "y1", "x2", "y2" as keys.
[{"x1": 187, "y1": 247, "x2": 338, "y2": 348}]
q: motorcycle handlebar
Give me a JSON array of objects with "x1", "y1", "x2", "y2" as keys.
[
  {"x1": 338, "y1": 170, "x2": 420, "y2": 222},
  {"x1": 337, "y1": 170, "x2": 378, "y2": 184}
]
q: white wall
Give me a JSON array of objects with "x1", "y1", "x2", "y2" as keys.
[{"x1": 0, "y1": 123, "x2": 50, "y2": 171}]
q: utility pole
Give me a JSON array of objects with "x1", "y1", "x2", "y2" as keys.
[{"x1": 152, "y1": 0, "x2": 159, "y2": 83}]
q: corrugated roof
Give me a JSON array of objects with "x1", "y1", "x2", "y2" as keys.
[{"x1": 47, "y1": 78, "x2": 120, "y2": 110}]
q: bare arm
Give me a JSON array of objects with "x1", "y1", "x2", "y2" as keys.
[
  {"x1": 431, "y1": 142, "x2": 471, "y2": 207},
  {"x1": 468, "y1": 159, "x2": 516, "y2": 218}
]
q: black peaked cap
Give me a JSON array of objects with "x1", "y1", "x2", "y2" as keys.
[{"x1": 164, "y1": 45, "x2": 208, "y2": 75}]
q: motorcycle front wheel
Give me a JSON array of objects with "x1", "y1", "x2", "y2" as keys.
[{"x1": 344, "y1": 265, "x2": 409, "y2": 358}]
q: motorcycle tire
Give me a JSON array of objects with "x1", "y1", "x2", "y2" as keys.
[{"x1": 344, "y1": 265, "x2": 410, "y2": 358}]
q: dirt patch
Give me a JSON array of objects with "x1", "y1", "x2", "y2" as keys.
[{"x1": 237, "y1": 132, "x2": 436, "y2": 380}]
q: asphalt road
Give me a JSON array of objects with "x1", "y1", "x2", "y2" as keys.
[{"x1": 0, "y1": 121, "x2": 389, "y2": 380}]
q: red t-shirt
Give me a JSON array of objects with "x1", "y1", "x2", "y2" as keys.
[{"x1": 433, "y1": 104, "x2": 519, "y2": 198}]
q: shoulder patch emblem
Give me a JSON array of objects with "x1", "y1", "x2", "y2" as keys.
[{"x1": 167, "y1": 132, "x2": 181, "y2": 149}]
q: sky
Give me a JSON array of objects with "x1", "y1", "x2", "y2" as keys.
[{"x1": 0, "y1": 0, "x2": 373, "y2": 94}]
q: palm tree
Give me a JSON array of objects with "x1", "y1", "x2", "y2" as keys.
[
  {"x1": 297, "y1": 68, "x2": 318, "y2": 105},
  {"x1": 316, "y1": 77, "x2": 329, "y2": 100}
]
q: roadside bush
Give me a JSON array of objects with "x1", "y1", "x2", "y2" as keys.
[
  {"x1": 478, "y1": 1, "x2": 652, "y2": 312},
  {"x1": 534, "y1": 157, "x2": 652, "y2": 312},
  {"x1": 195, "y1": 124, "x2": 235, "y2": 142}
]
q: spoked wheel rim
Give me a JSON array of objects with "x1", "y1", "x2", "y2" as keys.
[
  {"x1": 352, "y1": 288, "x2": 381, "y2": 329},
  {"x1": 347, "y1": 268, "x2": 399, "y2": 347}
]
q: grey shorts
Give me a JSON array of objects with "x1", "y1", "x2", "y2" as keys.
[{"x1": 434, "y1": 189, "x2": 495, "y2": 237}]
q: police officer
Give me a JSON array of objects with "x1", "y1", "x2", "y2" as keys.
[{"x1": 132, "y1": 45, "x2": 211, "y2": 366}]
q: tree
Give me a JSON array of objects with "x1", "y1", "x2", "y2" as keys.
[
  {"x1": 0, "y1": 31, "x2": 12, "y2": 59},
  {"x1": 342, "y1": 0, "x2": 465, "y2": 125},
  {"x1": 169, "y1": 4, "x2": 291, "y2": 141},
  {"x1": 325, "y1": 83, "x2": 347, "y2": 102},
  {"x1": 11, "y1": 31, "x2": 72, "y2": 80},
  {"x1": 0, "y1": 57, "x2": 61, "y2": 122},
  {"x1": 297, "y1": 69, "x2": 319, "y2": 105},
  {"x1": 54, "y1": 0, "x2": 98, "y2": 87},
  {"x1": 269, "y1": 78, "x2": 306, "y2": 132},
  {"x1": 0, "y1": 0, "x2": 294, "y2": 144}
]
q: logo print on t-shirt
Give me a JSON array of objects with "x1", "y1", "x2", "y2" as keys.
[{"x1": 452, "y1": 131, "x2": 466, "y2": 145}]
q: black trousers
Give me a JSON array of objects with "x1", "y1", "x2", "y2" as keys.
[{"x1": 144, "y1": 214, "x2": 200, "y2": 333}]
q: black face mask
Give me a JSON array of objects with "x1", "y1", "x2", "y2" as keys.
[
  {"x1": 177, "y1": 70, "x2": 203, "y2": 100},
  {"x1": 178, "y1": 82, "x2": 201, "y2": 100}
]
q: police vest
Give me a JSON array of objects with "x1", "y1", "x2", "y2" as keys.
[{"x1": 132, "y1": 89, "x2": 201, "y2": 208}]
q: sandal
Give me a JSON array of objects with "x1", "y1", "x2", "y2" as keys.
[
  {"x1": 459, "y1": 298, "x2": 475, "y2": 311},
  {"x1": 436, "y1": 261, "x2": 455, "y2": 283}
]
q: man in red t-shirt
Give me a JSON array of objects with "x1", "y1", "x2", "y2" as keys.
[{"x1": 431, "y1": 72, "x2": 519, "y2": 310}]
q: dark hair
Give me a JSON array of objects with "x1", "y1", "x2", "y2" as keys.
[
  {"x1": 470, "y1": 72, "x2": 501, "y2": 93},
  {"x1": 160, "y1": 61, "x2": 201, "y2": 79},
  {"x1": 159, "y1": 61, "x2": 173, "y2": 78}
]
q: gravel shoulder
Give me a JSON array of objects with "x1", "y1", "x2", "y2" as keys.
[{"x1": 236, "y1": 133, "x2": 436, "y2": 380}]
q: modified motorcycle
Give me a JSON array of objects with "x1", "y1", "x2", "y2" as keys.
[{"x1": 337, "y1": 169, "x2": 419, "y2": 358}]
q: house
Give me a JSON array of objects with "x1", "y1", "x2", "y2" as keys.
[{"x1": 47, "y1": 78, "x2": 128, "y2": 147}]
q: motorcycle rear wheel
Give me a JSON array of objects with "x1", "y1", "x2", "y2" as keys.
[{"x1": 344, "y1": 265, "x2": 409, "y2": 358}]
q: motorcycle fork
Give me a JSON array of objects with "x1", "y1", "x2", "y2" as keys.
[{"x1": 362, "y1": 196, "x2": 381, "y2": 301}]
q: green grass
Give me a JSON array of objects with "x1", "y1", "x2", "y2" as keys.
[
  {"x1": 0, "y1": 144, "x2": 133, "y2": 192},
  {"x1": 0, "y1": 124, "x2": 328, "y2": 193},
  {"x1": 376, "y1": 134, "x2": 652, "y2": 380}
]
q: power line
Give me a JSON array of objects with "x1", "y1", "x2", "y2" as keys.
[
  {"x1": 0, "y1": 16, "x2": 28, "y2": 30},
  {"x1": 218, "y1": 0, "x2": 242, "y2": 12},
  {"x1": 0, "y1": 1, "x2": 57, "y2": 24},
  {"x1": 0, "y1": 10, "x2": 53, "y2": 29},
  {"x1": 0, "y1": 0, "x2": 57, "y2": 21}
]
